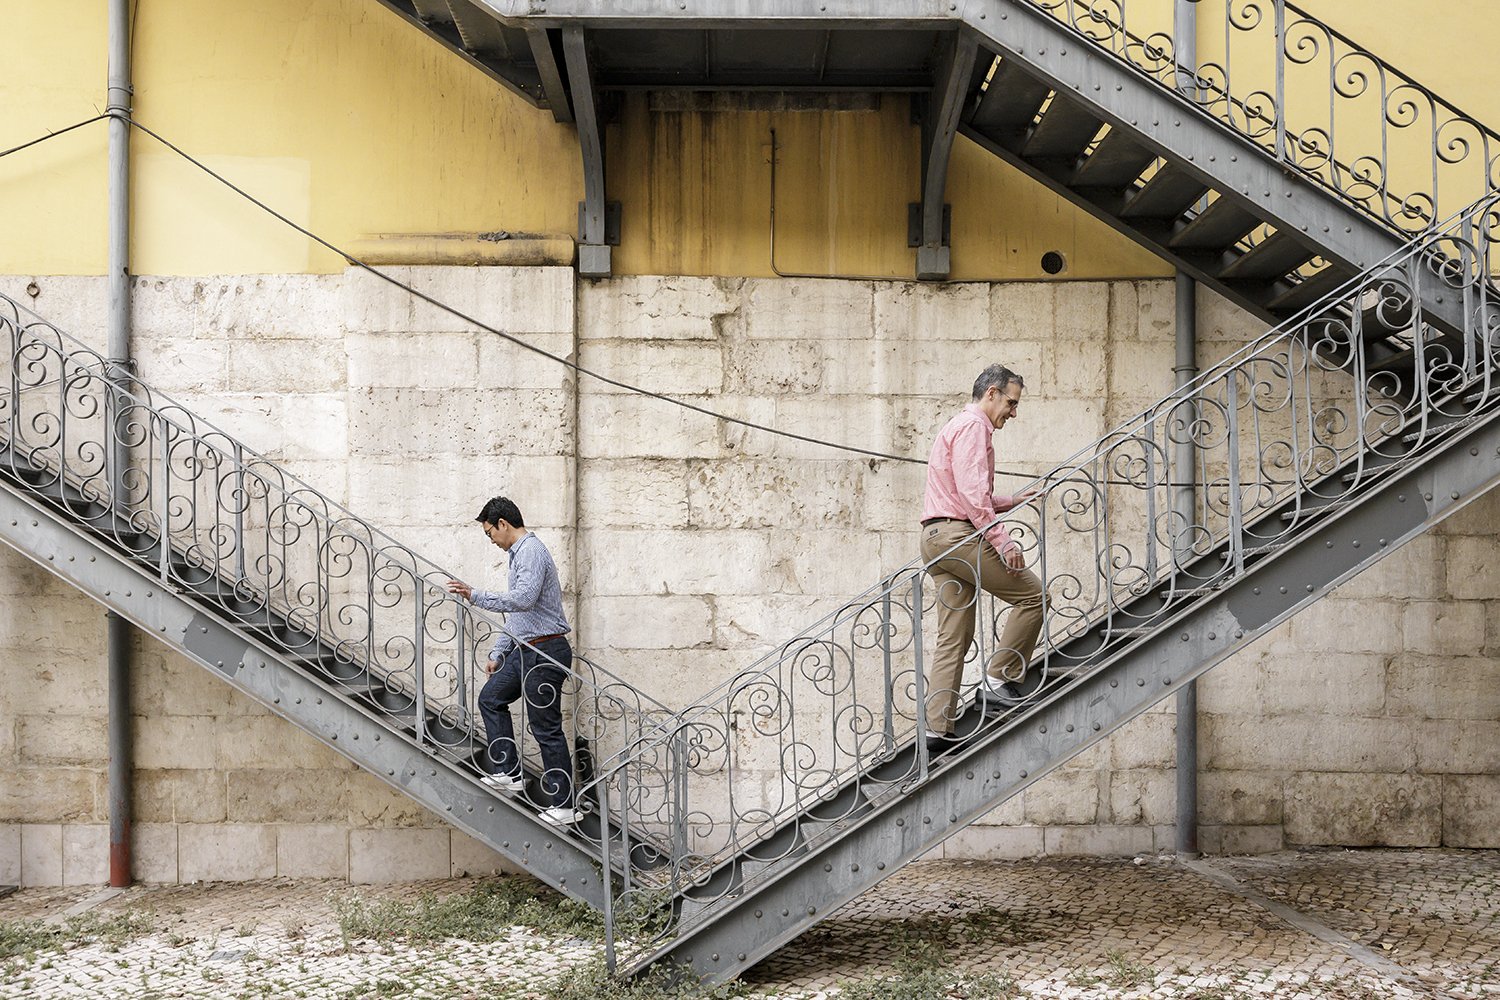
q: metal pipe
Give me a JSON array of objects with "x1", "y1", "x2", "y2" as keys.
[
  {"x1": 1173, "y1": 271, "x2": 1200, "y2": 860},
  {"x1": 106, "y1": 0, "x2": 133, "y2": 889}
]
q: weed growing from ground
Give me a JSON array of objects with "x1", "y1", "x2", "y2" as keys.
[
  {"x1": 0, "y1": 911, "x2": 155, "y2": 964},
  {"x1": 835, "y1": 938, "x2": 1020, "y2": 1000},
  {"x1": 332, "y1": 875, "x2": 604, "y2": 949}
]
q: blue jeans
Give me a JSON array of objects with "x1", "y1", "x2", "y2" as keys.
[{"x1": 477, "y1": 637, "x2": 574, "y2": 808}]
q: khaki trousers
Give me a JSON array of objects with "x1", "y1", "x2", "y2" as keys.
[{"x1": 919, "y1": 519, "x2": 1047, "y2": 735}]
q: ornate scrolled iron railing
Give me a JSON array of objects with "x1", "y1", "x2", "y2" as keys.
[
  {"x1": 0, "y1": 291, "x2": 672, "y2": 859},
  {"x1": 585, "y1": 193, "x2": 1500, "y2": 960},
  {"x1": 1020, "y1": 0, "x2": 1500, "y2": 233}
]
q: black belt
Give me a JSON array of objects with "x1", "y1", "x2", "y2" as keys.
[{"x1": 921, "y1": 517, "x2": 968, "y2": 527}]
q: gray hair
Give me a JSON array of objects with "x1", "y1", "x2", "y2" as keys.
[{"x1": 971, "y1": 364, "x2": 1025, "y2": 401}]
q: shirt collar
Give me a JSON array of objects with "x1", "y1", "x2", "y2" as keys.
[{"x1": 963, "y1": 402, "x2": 995, "y2": 429}]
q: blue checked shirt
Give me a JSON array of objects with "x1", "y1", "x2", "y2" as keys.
[{"x1": 470, "y1": 531, "x2": 571, "y2": 665}]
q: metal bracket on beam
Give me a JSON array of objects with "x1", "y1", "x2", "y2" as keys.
[
  {"x1": 914, "y1": 34, "x2": 977, "y2": 281},
  {"x1": 563, "y1": 27, "x2": 612, "y2": 278}
]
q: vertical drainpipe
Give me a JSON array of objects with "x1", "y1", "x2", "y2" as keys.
[
  {"x1": 106, "y1": 0, "x2": 134, "y2": 888},
  {"x1": 1173, "y1": 0, "x2": 1200, "y2": 860}
]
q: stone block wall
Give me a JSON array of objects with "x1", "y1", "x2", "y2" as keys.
[{"x1": 2, "y1": 265, "x2": 1497, "y2": 885}]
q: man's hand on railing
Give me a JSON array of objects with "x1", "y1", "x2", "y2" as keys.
[{"x1": 446, "y1": 579, "x2": 474, "y2": 601}]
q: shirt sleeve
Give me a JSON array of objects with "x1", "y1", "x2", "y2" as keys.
[
  {"x1": 951, "y1": 420, "x2": 1015, "y2": 553},
  {"x1": 469, "y1": 550, "x2": 546, "y2": 614}
]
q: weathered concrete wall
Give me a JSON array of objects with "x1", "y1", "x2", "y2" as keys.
[{"x1": 2, "y1": 267, "x2": 1497, "y2": 885}]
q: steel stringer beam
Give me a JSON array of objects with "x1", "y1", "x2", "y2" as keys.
[
  {"x1": 0, "y1": 481, "x2": 610, "y2": 908},
  {"x1": 634, "y1": 406, "x2": 1500, "y2": 985},
  {"x1": 563, "y1": 27, "x2": 612, "y2": 278},
  {"x1": 915, "y1": 34, "x2": 977, "y2": 280},
  {"x1": 528, "y1": 27, "x2": 576, "y2": 123}
]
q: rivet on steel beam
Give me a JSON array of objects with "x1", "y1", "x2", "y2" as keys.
[
  {"x1": 146, "y1": 590, "x2": 153, "y2": 597},
  {"x1": 47, "y1": 555, "x2": 53, "y2": 561},
  {"x1": 877, "y1": 862, "x2": 887, "y2": 870},
  {"x1": 331, "y1": 734, "x2": 338, "y2": 740},
  {"x1": 388, "y1": 769, "x2": 395, "y2": 775},
  {"x1": 1020, "y1": 770, "x2": 1028, "y2": 778},
  {"x1": 1452, "y1": 492, "x2": 1460, "y2": 500},
  {"x1": 1306, "y1": 585, "x2": 1315, "y2": 593},
  {"x1": 273, "y1": 698, "x2": 280, "y2": 704},
  {"x1": 1472, "y1": 448, "x2": 1480, "y2": 456},
  {"x1": 352, "y1": 734, "x2": 359, "y2": 740},
  {"x1": 923, "y1": 816, "x2": 932, "y2": 824},
  {"x1": 1137, "y1": 678, "x2": 1145, "y2": 686},
  {"x1": 1326, "y1": 540, "x2": 1334, "y2": 548},
  {"x1": 1065, "y1": 724, "x2": 1074, "y2": 733},
  {"x1": 1164, "y1": 678, "x2": 1172, "y2": 685},
  {"x1": 1352, "y1": 541, "x2": 1360, "y2": 548},
  {"x1": 896, "y1": 818, "x2": 904, "y2": 827},
  {"x1": 754, "y1": 909, "x2": 763, "y2": 918},
  {"x1": 67, "y1": 556, "x2": 74, "y2": 562},
  {"x1": 1208, "y1": 632, "x2": 1216, "y2": 641},
  {"x1": 851, "y1": 864, "x2": 860, "y2": 872},
  {"x1": 1039, "y1": 725, "x2": 1047, "y2": 733},
  {"x1": 738, "y1": 953, "x2": 747, "y2": 962},
  {"x1": 1279, "y1": 586, "x2": 1288, "y2": 594},
  {"x1": 966, "y1": 771, "x2": 973, "y2": 779},
  {"x1": 949, "y1": 814, "x2": 958, "y2": 823},
  {"x1": 1235, "y1": 630, "x2": 1244, "y2": 639},
  {"x1": 1424, "y1": 493, "x2": 1433, "y2": 501},
  {"x1": 1110, "y1": 679, "x2": 1118, "y2": 688},
  {"x1": 782, "y1": 909, "x2": 789, "y2": 917},
  {"x1": 1093, "y1": 722, "x2": 1101, "y2": 731},
  {"x1": 1181, "y1": 632, "x2": 1189, "y2": 641},
  {"x1": 993, "y1": 770, "x2": 1001, "y2": 778},
  {"x1": 1379, "y1": 539, "x2": 1387, "y2": 547},
  {"x1": 1398, "y1": 494, "x2": 1406, "y2": 502},
  {"x1": 1231, "y1": 155, "x2": 1238, "y2": 162},
  {"x1": 824, "y1": 863, "x2": 832, "y2": 872},
  {"x1": 1253, "y1": 587, "x2": 1261, "y2": 594}
]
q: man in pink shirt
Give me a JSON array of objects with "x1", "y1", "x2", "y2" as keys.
[{"x1": 919, "y1": 364, "x2": 1046, "y2": 752}]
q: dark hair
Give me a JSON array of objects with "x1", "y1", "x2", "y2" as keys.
[
  {"x1": 971, "y1": 364, "x2": 1025, "y2": 401},
  {"x1": 476, "y1": 496, "x2": 525, "y2": 529}
]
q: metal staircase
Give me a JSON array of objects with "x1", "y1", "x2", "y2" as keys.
[
  {"x1": 581, "y1": 193, "x2": 1500, "y2": 983},
  {"x1": 4, "y1": 0, "x2": 1498, "y2": 991},
  {"x1": 0, "y1": 296, "x2": 674, "y2": 904}
]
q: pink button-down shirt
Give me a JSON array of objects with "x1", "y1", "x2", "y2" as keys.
[{"x1": 921, "y1": 403, "x2": 1015, "y2": 554}]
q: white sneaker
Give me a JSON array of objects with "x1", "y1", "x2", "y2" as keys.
[
  {"x1": 538, "y1": 806, "x2": 582, "y2": 827},
  {"x1": 481, "y1": 773, "x2": 524, "y2": 793}
]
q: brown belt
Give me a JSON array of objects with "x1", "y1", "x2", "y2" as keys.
[
  {"x1": 921, "y1": 517, "x2": 968, "y2": 527},
  {"x1": 525, "y1": 633, "x2": 568, "y2": 645}
]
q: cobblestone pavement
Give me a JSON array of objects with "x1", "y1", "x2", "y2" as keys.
[{"x1": 1, "y1": 849, "x2": 1496, "y2": 998}]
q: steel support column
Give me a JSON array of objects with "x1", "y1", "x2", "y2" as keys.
[
  {"x1": 563, "y1": 28, "x2": 611, "y2": 278},
  {"x1": 106, "y1": 0, "x2": 134, "y2": 890},
  {"x1": 1172, "y1": 271, "x2": 1199, "y2": 859},
  {"x1": 914, "y1": 34, "x2": 976, "y2": 280},
  {"x1": 1171, "y1": 0, "x2": 1200, "y2": 861}
]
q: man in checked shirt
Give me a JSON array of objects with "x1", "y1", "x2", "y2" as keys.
[
  {"x1": 919, "y1": 364, "x2": 1047, "y2": 756},
  {"x1": 446, "y1": 496, "x2": 580, "y2": 827}
]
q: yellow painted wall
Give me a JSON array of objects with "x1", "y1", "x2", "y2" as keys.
[{"x1": 1, "y1": 1, "x2": 1495, "y2": 279}]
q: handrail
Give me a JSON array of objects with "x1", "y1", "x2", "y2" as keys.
[
  {"x1": 1018, "y1": 0, "x2": 1500, "y2": 233},
  {"x1": 0, "y1": 293, "x2": 672, "y2": 862}
]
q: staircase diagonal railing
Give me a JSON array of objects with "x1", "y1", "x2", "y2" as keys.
[
  {"x1": 580, "y1": 192, "x2": 1500, "y2": 967},
  {"x1": 1018, "y1": 0, "x2": 1500, "y2": 235},
  {"x1": 0, "y1": 293, "x2": 674, "y2": 866}
]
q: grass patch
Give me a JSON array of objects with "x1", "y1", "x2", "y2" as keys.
[
  {"x1": 332, "y1": 876, "x2": 603, "y2": 948},
  {"x1": 836, "y1": 939, "x2": 1021, "y2": 1000},
  {"x1": 0, "y1": 911, "x2": 155, "y2": 964}
]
